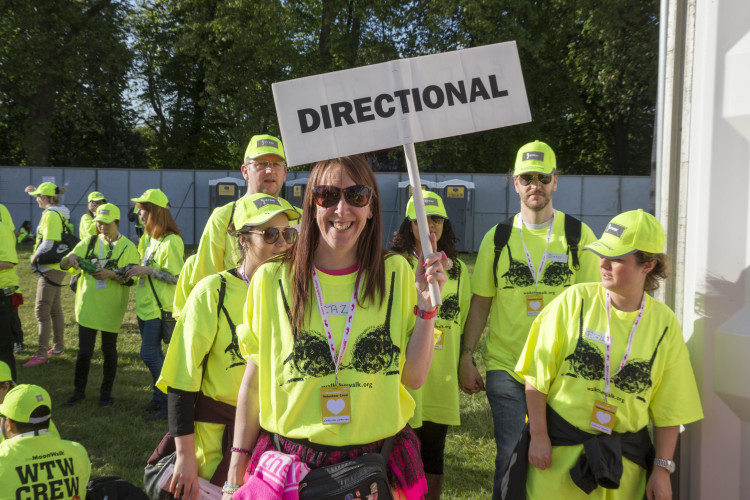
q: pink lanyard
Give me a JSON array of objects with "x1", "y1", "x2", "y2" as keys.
[
  {"x1": 517, "y1": 212, "x2": 555, "y2": 291},
  {"x1": 603, "y1": 290, "x2": 646, "y2": 400},
  {"x1": 311, "y1": 267, "x2": 360, "y2": 385}
]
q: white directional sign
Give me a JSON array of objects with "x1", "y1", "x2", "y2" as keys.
[{"x1": 273, "y1": 41, "x2": 531, "y2": 166}]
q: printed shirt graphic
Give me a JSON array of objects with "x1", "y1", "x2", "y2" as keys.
[
  {"x1": 239, "y1": 256, "x2": 417, "y2": 447},
  {"x1": 0, "y1": 433, "x2": 91, "y2": 500},
  {"x1": 0, "y1": 207, "x2": 19, "y2": 289},
  {"x1": 78, "y1": 213, "x2": 96, "y2": 240},
  {"x1": 472, "y1": 210, "x2": 600, "y2": 381},
  {"x1": 516, "y1": 283, "x2": 703, "y2": 498},
  {"x1": 406, "y1": 257, "x2": 471, "y2": 427},
  {"x1": 190, "y1": 197, "x2": 300, "y2": 287},
  {"x1": 135, "y1": 233, "x2": 184, "y2": 320},
  {"x1": 33, "y1": 209, "x2": 71, "y2": 272},
  {"x1": 173, "y1": 253, "x2": 197, "y2": 318},
  {"x1": 68, "y1": 236, "x2": 140, "y2": 332},
  {"x1": 158, "y1": 270, "x2": 246, "y2": 480}
]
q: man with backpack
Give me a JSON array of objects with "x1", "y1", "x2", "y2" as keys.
[{"x1": 458, "y1": 140, "x2": 600, "y2": 499}]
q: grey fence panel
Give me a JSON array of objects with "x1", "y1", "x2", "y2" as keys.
[
  {"x1": 97, "y1": 170, "x2": 132, "y2": 207},
  {"x1": 473, "y1": 174, "x2": 508, "y2": 215},
  {"x1": 621, "y1": 177, "x2": 652, "y2": 211},
  {"x1": 129, "y1": 170, "x2": 161, "y2": 198},
  {"x1": 582, "y1": 176, "x2": 621, "y2": 216},
  {"x1": 554, "y1": 176, "x2": 584, "y2": 218}
]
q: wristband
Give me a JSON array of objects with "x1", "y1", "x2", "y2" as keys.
[
  {"x1": 230, "y1": 447, "x2": 251, "y2": 456},
  {"x1": 221, "y1": 482, "x2": 241, "y2": 494},
  {"x1": 414, "y1": 305, "x2": 439, "y2": 320}
]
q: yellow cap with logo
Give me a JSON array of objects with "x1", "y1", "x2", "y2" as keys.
[
  {"x1": 233, "y1": 193, "x2": 300, "y2": 230},
  {"x1": 28, "y1": 182, "x2": 59, "y2": 197},
  {"x1": 584, "y1": 209, "x2": 666, "y2": 259},
  {"x1": 88, "y1": 191, "x2": 107, "y2": 202},
  {"x1": 93, "y1": 203, "x2": 121, "y2": 224},
  {"x1": 131, "y1": 189, "x2": 170, "y2": 209},
  {"x1": 244, "y1": 135, "x2": 285, "y2": 163},
  {"x1": 0, "y1": 384, "x2": 52, "y2": 424},
  {"x1": 405, "y1": 191, "x2": 448, "y2": 220},
  {"x1": 514, "y1": 140, "x2": 557, "y2": 176}
]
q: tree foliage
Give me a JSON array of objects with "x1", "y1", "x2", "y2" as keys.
[{"x1": 0, "y1": 0, "x2": 658, "y2": 174}]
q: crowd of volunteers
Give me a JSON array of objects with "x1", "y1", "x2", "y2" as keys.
[{"x1": 0, "y1": 136, "x2": 702, "y2": 500}]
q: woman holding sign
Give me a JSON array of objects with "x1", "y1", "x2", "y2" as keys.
[
  {"x1": 224, "y1": 155, "x2": 446, "y2": 499},
  {"x1": 389, "y1": 191, "x2": 470, "y2": 499},
  {"x1": 515, "y1": 210, "x2": 703, "y2": 500}
]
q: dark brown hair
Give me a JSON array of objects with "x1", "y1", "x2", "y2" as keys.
[
  {"x1": 634, "y1": 251, "x2": 670, "y2": 292},
  {"x1": 388, "y1": 217, "x2": 460, "y2": 279},
  {"x1": 282, "y1": 155, "x2": 385, "y2": 331},
  {"x1": 137, "y1": 202, "x2": 181, "y2": 239}
]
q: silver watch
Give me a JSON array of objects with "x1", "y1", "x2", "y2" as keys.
[{"x1": 654, "y1": 458, "x2": 676, "y2": 474}]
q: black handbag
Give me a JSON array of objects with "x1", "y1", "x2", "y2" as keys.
[
  {"x1": 36, "y1": 211, "x2": 80, "y2": 265},
  {"x1": 143, "y1": 451, "x2": 177, "y2": 500},
  {"x1": 147, "y1": 276, "x2": 175, "y2": 344},
  {"x1": 288, "y1": 436, "x2": 395, "y2": 500}
]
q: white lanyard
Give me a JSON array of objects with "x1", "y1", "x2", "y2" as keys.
[
  {"x1": 311, "y1": 266, "x2": 360, "y2": 385},
  {"x1": 237, "y1": 266, "x2": 251, "y2": 287},
  {"x1": 99, "y1": 234, "x2": 118, "y2": 263},
  {"x1": 517, "y1": 212, "x2": 555, "y2": 290},
  {"x1": 603, "y1": 290, "x2": 646, "y2": 400}
]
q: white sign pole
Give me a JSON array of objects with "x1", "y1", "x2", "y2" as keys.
[{"x1": 403, "y1": 142, "x2": 441, "y2": 307}]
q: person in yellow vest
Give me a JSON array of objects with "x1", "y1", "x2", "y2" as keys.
[
  {"x1": 389, "y1": 191, "x2": 471, "y2": 500},
  {"x1": 0, "y1": 385, "x2": 91, "y2": 499},
  {"x1": 157, "y1": 194, "x2": 298, "y2": 499},
  {"x1": 24, "y1": 182, "x2": 73, "y2": 367},
  {"x1": 516, "y1": 210, "x2": 703, "y2": 500},
  {"x1": 172, "y1": 254, "x2": 197, "y2": 319},
  {"x1": 0, "y1": 205, "x2": 20, "y2": 379},
  {"x1": 60, "y1": 204, "x2": 140, "y2": 408},
  {"x1": 79, "y1": 191, "x2": 107, "y2": 239},
  {"x1": 16, "y1": 221, "x2": 35, "y2": 244},
  {"x1": 126, "y1": 189, "x2": 184, "y2": 421},
  {"x1": 224, "y1": 155, "x2": 447, "y2": 499}
]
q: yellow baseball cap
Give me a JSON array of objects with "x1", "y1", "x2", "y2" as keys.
[
  {"x1": 28, "y1": 182, "x2": 59, "y2": 197},
  {"x1": 88, "y1": 191, "x2": 107, "y2": 202},
  {"x1": 584, "y1": 209, "x2": 666, "y2": 259},
  {"x1": 93, "y1": 203, "x2": 121, "y2": 224},
  {"x1": 0, "y1": 361, "x2": 12, "y2": 383},
  {"x1": 131, "y1": 189, "x2": 170, "y2": 209},
  {"x1": 514, "y1": 140, "x2": 557, "y2": 176},
  {"x1": 233, "y1": 194, "x2": 299, "y2": 230},
  {"x1": 244, "y1": 135, "x2": 285, "y2": 163},
  {"x1": 0, "y1": 384, "x2": 51, "y2": 424},
  {"x1": 405, "y1": 191, "x2": 448, "y2": 220}
]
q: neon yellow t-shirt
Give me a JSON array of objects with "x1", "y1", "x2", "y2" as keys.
[
  {"x1": 190, "y1": 196, "x2": 299, "y2": 286},
  {"x1": 158, "y1": 270, "x2": 247, "y2": 480},
  {"x1": 239, "y1": 256, "x2": 418, "y2": 446},
  {"x1": 68, "y1": 234, "x2": 140, "y2": 333},
  {"x1": 135, "y1": 233, "x2": 184, "y2": 320},
  {"x1": 173, "y1": 253, "x2": 197, "y2": 318},
  {"x1": 472, "y1": 211, "x2": 600, "y2": 381},
  {"x1": 406, "y1": 257, "x2": 471, "y2": 428},
  {"x1": 78, "y1": 213, "x2": 96, "y2": 239},
  {"x1": 0, "y1": 207, "x2": 19, "y2": 289},
  {"x1": 0, "y1": 431, "x2": 91, "y2": 500},
  {"x1": 0, "y1": 203, "x2": 13, "y2": 230},
  {"x1": 33, "y1": 209, "x2": 73, "y2": 272},
  {"x1": 516, "y1": 283, "x2": 703, "y2": 499}
]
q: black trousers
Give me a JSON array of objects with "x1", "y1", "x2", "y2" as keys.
[
  {"x1": 0, "y1": 294, "x2": 16, "y2": 381},
  {"x1": 74, "y1": 325, "x2": 118, "y2": 397}
]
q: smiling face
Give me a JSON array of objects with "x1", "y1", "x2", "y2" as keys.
[
  {"x1": 314, "y1": 165, "x2": 373, "y2": 267},
  {"x1": 598, "y1": 254, "x2": 655, "y2": 297},
  {"x1": 241, "y1": 153, "x2": 287, "y2": 197},
  {"x1": 514, "y1": 173, "x2": 558, "y2": 212}
]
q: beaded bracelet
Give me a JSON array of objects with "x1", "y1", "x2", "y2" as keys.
[
  {"x1": 221, "y1": 482, "x2": 240, "y2": 494},
  {"x1": 230, "y1": 447, "x2": 251, "y2": 456}
]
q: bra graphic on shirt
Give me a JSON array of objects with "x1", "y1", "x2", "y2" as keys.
[
  {"x1": 501, "y1": 245, "x2": 573, "y2": 289},
  {"x1": 280, "y1": 272, "x2": 401, "y2": 385},
  {"x1": 564, "y1": 298, "x2": 669, "y2": 402}
]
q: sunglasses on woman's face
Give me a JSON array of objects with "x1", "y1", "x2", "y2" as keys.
[
  {"x1": 312, "y1": 185, "x2": 374, "y2": 208},
  {"x1": 244, "y1": 226, "x2": 298, "y2": 245},
  {"x1": 517, "y1": 173, "x2": 553, "y2": 186}
]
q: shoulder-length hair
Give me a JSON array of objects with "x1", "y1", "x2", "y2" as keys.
[
  {"x1": 137, "y1": 202, "x2": 181, "y2": 240},
  {"x1": 283, "y1": 155, "x2": 385, "y2": 331},
  {"x1": 388, "y1": 217, "x2": 460, "y2": 279}
]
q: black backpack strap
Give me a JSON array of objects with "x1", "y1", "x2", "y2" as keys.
[
  {"x1": 563, "y1": 214, "x2": 582, "y2": 270},
  {"x1": 380, "y1": 436, "x2": 395, "y2": 459},
  {"x1": 492, "y1": 216, "x2": 515, "y2": 289},
  {"x1": 228, "y1": 201, "x2": 237, "y2": 231},
  {"x1": 216, "y1": 273, "x2": 238, "y2": 338},
  {"x1": 84, "y1": 235, "x2": 98, "y2": 260}
]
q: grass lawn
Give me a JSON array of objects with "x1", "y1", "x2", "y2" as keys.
[{"x1": 11, "y1": 245, "x2": 495, "y2": 498}]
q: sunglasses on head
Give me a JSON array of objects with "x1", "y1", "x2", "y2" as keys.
[
  {"x1": 312, "y1": 185, "x2": 374, "y2": 208},
  {"x1": 517, "y1": 173, "x2": 553, "y2": 186},
  {"x1": 243, "y1": 226, "x2": 298, "y2": 245}
]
